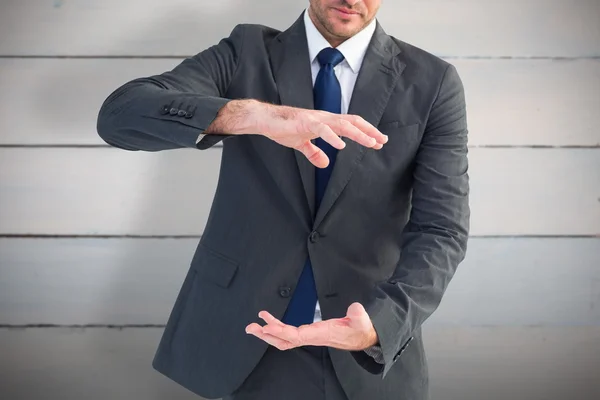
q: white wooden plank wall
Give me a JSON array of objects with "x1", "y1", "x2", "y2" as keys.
[
  {"x1": 0, "y1": 1, "x2": 599, "y2": 399},
  {"x1": 1, "y1": 0, "x2": 599, "y2": 57},
  {"x1": 1, "y1": 148, "x2": 599, "y2": 235},
  {"x1": 1, "y1": 58, "x2": 599, "y2": 146}
]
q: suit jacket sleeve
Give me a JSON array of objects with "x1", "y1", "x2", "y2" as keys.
[
  {"x1": 96, "y1": 25, "x2": 245, "y2": 151},
  {"x1": 351, "y1": 63, "x2": 470, "y2": 378}
]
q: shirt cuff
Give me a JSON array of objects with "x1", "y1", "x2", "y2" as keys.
[
  {"x1": 363, "y1": 343, "x2": 385, "y2": 364},
  {"x1": 196, "y1": 133, "x2": 207, "y2": 144}
]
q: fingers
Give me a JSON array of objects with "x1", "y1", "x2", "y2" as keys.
[
  {"x1": 333, "y1": 118, "x2": 379, "y2": 148},
  {"x1": 246, "y1": 323, "x2": 295, "y2": 350},
  {"x1": 313, "y1": 114, "x2": 388, "y2": 150},
  {"x1": 258, "y1": 311, "x2": 285, "y2": 326},
  {"x1": 247, "y1": 312, "x2": 303, "y2": 350},
  {"x1": 249, "y1": 311, "x2": 321, "y2": 348},
  {"x1": 297, "y1": 141, "x2": 330, "y2": 168},
  {"x1": 259, "y1": 332, "x2": 295, "y2": 350},
  {"x1": 309, "y1": 121, "x2": 346, "y2": 150},
  {"x1": 343, "y1": 115, "x2": 389, "y2": 146},
  {"x1": 262, "y1": 321, "x2": 301, "y2": 343},
  {"x1": 294, "y1": 112, "x2": 388, "y2": 167}
]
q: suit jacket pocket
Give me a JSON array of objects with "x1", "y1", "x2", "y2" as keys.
[
  {"x1": 193, "y1": 243, "x2": 240, "y2": 289},
  {"x1": 377, "y1": 122, "x2": 420, "y2": 139}
]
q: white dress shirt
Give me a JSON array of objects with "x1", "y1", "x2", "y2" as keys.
[{"x1": 303, "y1": 9, "x2": 377, "y2": 323}]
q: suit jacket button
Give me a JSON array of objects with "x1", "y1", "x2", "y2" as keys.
[
  {"x1": 279, "y1": 287, "x2": 291, "y2": 298},
  {"x1": 184, "y1": 112, "x2": 194, "y2": 119},
  {"x1": 177, "y1": 110, "x2": 186, "y2": 117},
  {"x1": 309, "y1": 231, "x2": 320, "y2": 243},
  {"x1": 169, "y1": 108, "x2": 178, "y2": 116},
  {"x1": 161, "y1": 100, "x2": 174, "y2": 115}
]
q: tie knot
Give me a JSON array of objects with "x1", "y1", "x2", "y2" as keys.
[{"x1": 317, "y1": 48, "x2": 344, "y2": 67}]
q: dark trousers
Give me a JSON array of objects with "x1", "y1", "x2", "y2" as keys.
[{"x1": 223, "y1": 345, "x2": 349, "y2": 400}]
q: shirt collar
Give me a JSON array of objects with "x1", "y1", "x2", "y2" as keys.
[{"x1": 303, "y1": 8, "x2": 377, "y2": 74}]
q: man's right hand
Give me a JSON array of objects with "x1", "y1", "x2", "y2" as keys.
[{"x1": 205, "y1": 99, "x2": 388, "y2": 168}]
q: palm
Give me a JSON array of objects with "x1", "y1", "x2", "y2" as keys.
[{"x1": 245, "y1": 302, "x2": 378, "y2": 351}]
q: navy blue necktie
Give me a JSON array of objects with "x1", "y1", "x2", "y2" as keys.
[{"x1": 282, "y1": 48, "x2": 345, "y2": 327}]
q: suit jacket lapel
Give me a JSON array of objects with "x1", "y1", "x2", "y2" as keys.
[
  {"x1": 269, "y1": 13, "x2": 317, "y2": 220},
  {"x1": 313, "y1": 23, "x2": 406, "y2": 228},
  {"x1": 267, "y1": 17, "x2": 406, "y2": 228}
]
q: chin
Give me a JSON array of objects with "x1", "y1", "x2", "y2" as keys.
[
  {"x1": 334, "y1": 27, "x2": 361, "y2": 40},
  {"x1": 329, "y1": 20, "x2": 361, "y2": 37}
]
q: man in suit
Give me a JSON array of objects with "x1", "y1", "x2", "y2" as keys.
[{"x1": 96, "y1": 0, "x2": 469, "y2": 399}]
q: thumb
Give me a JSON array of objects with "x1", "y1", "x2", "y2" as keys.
[{"x1": 346, "y1": 302, "x2": 372, "y2": 330}]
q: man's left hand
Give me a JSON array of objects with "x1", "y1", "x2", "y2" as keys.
[{"x1": 245, "y1": 302, "x2": 378, "y2": 351}]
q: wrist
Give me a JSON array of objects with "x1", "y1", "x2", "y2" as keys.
[
  {"x1": 365, "y1": 326, "x2": 379, "y2": 348},
  {"x1": 236, "y1": 100, "x2": 297, "y2": 138},
  {"x1": 242, "y1": 99, "x2": 270, "y2": 135},
  {"x1": 205, "y1": 99, "x2": 259, "y2": 135},
  {"x1": 205, "y1": 99, "x2": 298, "y2": 139}
]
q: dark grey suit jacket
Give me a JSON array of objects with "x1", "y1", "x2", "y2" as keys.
[{"x1": 96, "y1": 12, "x2": 469, "y2": 400}]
